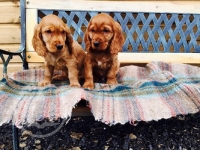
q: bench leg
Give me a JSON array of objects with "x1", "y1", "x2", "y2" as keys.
[{"x1": 12, "y1": 125, "x2": 19, "y2": 150}]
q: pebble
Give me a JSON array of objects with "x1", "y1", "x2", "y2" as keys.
[
  {"x1": 36, "y1": 145, "x2": 42, "y2": 149},
  {"x1": 70, "y1": 132, "x2": 83, "y2": 140},
  {"x1": 129, "y1": 133, "x2": 137, "y2": 140},
  {"x1": 35, "y1": 139, "x2": 41, "y2": 144},
  {"x1": 21, "y1": 136, "x2": 28, "y2": 141},
  {"x1": 19, "y1": 142, "x2": 27, "y2": 148},
  {"x1": 22, "y1": 130, "x2": 32, "y2": 136},
  {"x1": 69, "y1": 147, "x2": 81, "y2": 150},
  {"x1": 0, "y1": 144, "x2": 5, "y2": 149},
  {"x1": 104, "y1": 146, "x2": 109, "y2": 150}
]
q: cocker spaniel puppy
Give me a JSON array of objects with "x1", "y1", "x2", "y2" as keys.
[
  {"x1": 83, "y1": 13, "x2": 125, "y2": 89},
  {"x1": 32, "y1": 14, "x2": 86, "y2": 87}
]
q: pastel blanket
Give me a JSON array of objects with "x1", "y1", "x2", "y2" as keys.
[{"x1": 0, "y1": 61, "x2": 200, "y2": 128}]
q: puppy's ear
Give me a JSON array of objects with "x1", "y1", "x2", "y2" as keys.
[
  {"x1": 110, "y1": 22, "x2": 125, "y2": 54},
  {"x1": 65, "y1": 24, "x2": 73, "y2": 55},
  {"x1": 32, "y1": 24, "x2": 47, "y2": 57},
  {"x1": 84, "y1": 23, "x2": 91, "y2": 52}
]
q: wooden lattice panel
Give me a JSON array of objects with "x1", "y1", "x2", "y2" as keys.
[{"x1": 39, "y1": 10, "x2": 200, "y2": 53}]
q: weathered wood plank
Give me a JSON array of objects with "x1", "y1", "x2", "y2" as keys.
[
  {"x1": 26, "y1": 51, "x2": 200, "y2": 64},
  {"x1": 0, "y1": 62, "x2": 44, "y2": 79},
  {"x1": 0, "y1": 0, "x2": 19, "y2": 2},
  {"x1": 0, "y1": 24, "x2": 21, "y2": 43},
  {"x1": 0, "y1": 44, "x2": 21, "y2": 52},
  {"x1": 26, "y1": 0, "x2": 200, "y2": 14},
  {"x1": 119, "y1": 53, "x2": 200, "y2": 64},
  {"x1": 26, "y1": 52, "x2": 44, "y2": 62},
  {"x1": 0, "y1": 1, "x2": 20, "y2": 24},
  {"x1": 26, "y1": 9, "x2": 37, "y2": 53}
]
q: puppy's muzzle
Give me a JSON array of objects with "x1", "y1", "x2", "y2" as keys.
[
  {"x1": 94, "y1": 41, "x2": 100, "y2": 47},
  {"x1": 56, "y1": 44, "x2": 63, "y2": 51}
]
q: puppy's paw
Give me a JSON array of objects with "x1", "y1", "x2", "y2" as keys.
[
  {"x1": 69, "y1": 77, "x2": 81, "y2": 87},
  {"x1": 106, "y1": 78, "x2": 118, "y2": 84},
  {"x1": 38, "y1": 80, "x2": 51, "y2": 86},
  {"x1": 83, "y1": 82, "x2": 94, "y2": 90},
  {"x1": 70, "y1": 82, "x2": 81, "y2": 88}
]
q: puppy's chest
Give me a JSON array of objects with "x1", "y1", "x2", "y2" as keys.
[
  {"x1": 93, "y1": 56, "x2": 112, "y2": 69},
  {"x1": 46, "y1": 54, "x2": 67, "y2": 69}
]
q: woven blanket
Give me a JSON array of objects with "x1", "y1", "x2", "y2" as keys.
[{"x1": 0, "y1": 61, "x2": 200, "y2": 128}]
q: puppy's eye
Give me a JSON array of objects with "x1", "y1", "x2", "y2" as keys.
[
  {"x1": 61, "y1": 31, "x2": 65, "y2": 34},
  {"x1": 45, "y1": 30, "x2": 52, "y2": 34},
  {"x1": 91, "y1": 29, "x2": 95, "y2": 32},
  {"x1": 103, "y1": 28, "x2": 110, "y2": 33}
]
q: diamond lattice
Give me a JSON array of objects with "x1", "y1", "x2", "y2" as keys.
[{"x1": 39, "y1": 10, "x2": 200, "y2": 53}]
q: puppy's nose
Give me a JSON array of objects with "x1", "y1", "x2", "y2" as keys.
[
  {"x1": 56, "y1": 44, "x2": 63, "y2": 51},
  {"x1": 94, "y1": 41, "x2": 100, "y2": 47}
]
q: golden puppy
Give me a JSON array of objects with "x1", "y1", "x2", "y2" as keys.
[
  {"x1": 83, "y1": 13, "x2": 125, "y2": 89},
  {"x1": 32, "y1": 14, "x2": 86, "y2": 87}
]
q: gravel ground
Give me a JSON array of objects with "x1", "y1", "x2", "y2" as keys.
[{"x1": 0, "y1": 112, "x2": 200, "y2": 150}]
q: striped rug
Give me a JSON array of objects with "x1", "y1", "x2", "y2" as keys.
[{"x1": 0, "y1": 61, "x2": 200, "y2": 128}]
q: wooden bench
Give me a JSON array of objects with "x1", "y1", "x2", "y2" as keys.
[
  {"x1": 25, "y1": 0, "x2": 200, "y2": 65},
  {"x1": 0, "y1": 0, "x2": 200, "y2": 149}
]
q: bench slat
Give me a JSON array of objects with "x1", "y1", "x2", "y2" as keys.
[
  {"x1": 0, "y1": 1, "x2": 20, "y2": 24},
  {"x1": 26, "y1": 0, "x2": 200, "y2": 14},
  {"x1": 26, "y1": 52, "x2": 200, "y2": 64},
  {"x1": 0, "y1": 24, "x2": 20, "y2": 44},
  {"x1": 26, "y1": 9, "x2": 37, "y2": 55}
]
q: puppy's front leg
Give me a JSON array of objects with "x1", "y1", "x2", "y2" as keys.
[
  {"x1": 66, "y1": 62, "x2": 81, "y2": 87},
  {"x1": 38, "y1": 62, "x2": 54, "y2": 86},
  {"x1": 106, "y1": 56, "x2": 119, "y2": 84},
  {"x1": 83, "y1": 57, "x2": 94, "y2": 89}
]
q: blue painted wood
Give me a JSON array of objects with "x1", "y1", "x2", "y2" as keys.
[{"x1": 40, "y1": 10, "x2": 200, "y2": 53}]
